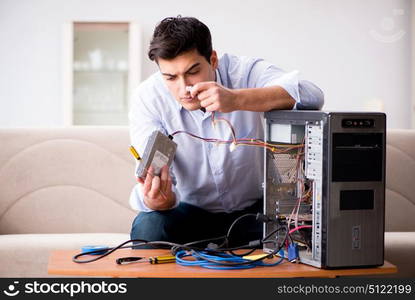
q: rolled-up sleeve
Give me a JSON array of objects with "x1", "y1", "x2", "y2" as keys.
[
  {"x1": 247, "y1": 59, "x2": 324, "y2": 110},
  {"x1": 297, "y1": 80, "x2": 324, "y2": 110}
]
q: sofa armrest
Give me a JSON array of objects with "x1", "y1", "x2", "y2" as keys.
[{"x1": 384, "y1": 232, "x2": 415, "y2": 277}]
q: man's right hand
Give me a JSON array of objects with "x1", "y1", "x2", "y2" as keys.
[{"x1": 137, "y1": 165, "x2": 176, "y2": 211}]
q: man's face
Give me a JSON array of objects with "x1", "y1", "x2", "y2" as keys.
[{"x1": 158, "y1": 49, "x2": 218, "y2": 111}]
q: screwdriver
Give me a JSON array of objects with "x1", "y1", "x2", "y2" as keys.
[
  {"x1": 129, "y1": 145, "x2": 141, "y2": 161},
  {"x1": 149, "y1": 255, "x2": 176, "y2": 264},
  {"x1": 116, "y1": 255, "x2": 176, "y2": 265}
]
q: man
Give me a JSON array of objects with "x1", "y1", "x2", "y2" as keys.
[{"x1": 129, "y1": 16, "x2": 323, "y2": 247}]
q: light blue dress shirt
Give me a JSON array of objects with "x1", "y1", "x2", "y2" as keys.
[{"x1": 129, "y1": 53, "x2": 324, "y2": 213}]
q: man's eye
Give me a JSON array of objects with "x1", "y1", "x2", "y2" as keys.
[
  {"x1": 188, "y1": 70, "x2": 199, "y2": 75},
  {"x1": 166, "y1": 77, "x2": 176, "y2": 81}
]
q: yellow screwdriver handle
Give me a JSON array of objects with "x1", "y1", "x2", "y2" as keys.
[
  {"x1": 129, "y1": 145, "x2": 141, "y2": 160},
  {"x1": 148, "y1": 255, "x2": 176, "y2": 264}
]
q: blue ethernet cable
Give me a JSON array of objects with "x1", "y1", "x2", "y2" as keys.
[{"x1": 175, "y1": 250, "x2": 284, "y2": 270}]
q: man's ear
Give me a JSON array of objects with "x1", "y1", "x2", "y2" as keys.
[{"x1": 210, "y1": 50, "x2": 218, "y2": 69}]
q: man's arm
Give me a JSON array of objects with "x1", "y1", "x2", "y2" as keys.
[
  {"x1": 191, "y1": 80, "x2": 323, "y2": 113},
  {"x1": 129, "y1": 88, "x2": 178, "y2": 212},
  {"x1": 191, "y1": 56, "x2": 324, "y2": 113},
  {"x1": 232, "y1": 86, "x2": 295, "y2": 112}
]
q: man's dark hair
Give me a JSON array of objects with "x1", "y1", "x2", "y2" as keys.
[{"x1": 148, "y1": 16, "x2": 212, "y2": 63}]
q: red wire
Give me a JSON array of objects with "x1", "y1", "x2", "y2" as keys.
[{"x1": 289, "y1": 225, "x2": 312, "y2": 235}]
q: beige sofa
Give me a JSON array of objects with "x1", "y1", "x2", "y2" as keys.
[{"x1": 0, "y1": 127, "x2": 414, "y2": 277}]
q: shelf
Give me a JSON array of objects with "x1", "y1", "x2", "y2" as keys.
[{"x1": 63, "y1": 21, "x2": 140, "y2": 126}]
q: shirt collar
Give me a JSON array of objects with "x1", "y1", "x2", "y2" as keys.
[{"x1": 216, "y1": 68, "x2": 222, "y2": 85}]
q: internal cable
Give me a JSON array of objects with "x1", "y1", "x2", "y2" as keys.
[
  {"x1": 170, "y1": 111, "x2": 304, "y2": 153},
  {"x1": 171, "y1": 130, "x2": 303, "y2": 154}
]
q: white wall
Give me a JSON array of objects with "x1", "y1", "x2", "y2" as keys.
[{"x1": 0, "y1": 0, "x2": 412, "y2": 128}]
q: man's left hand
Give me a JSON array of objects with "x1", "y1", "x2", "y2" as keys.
[{"x1": 190, "y1": 82, "x2": 238, "y2": 113}]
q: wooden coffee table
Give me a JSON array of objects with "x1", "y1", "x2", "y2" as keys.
[{"x1": 48, "y1": 249, "x2": 397, "y2": 278}]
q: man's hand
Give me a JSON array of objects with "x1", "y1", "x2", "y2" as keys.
[
  {"x1": 191, "y1": 82, "x2": 296, "y2": 113},
  {"x1": 190, "y1": 82, "x2": 238, "y2": 113},
  {"x1": 137, "y1": 165, "x2": 176, "y2": 211}
]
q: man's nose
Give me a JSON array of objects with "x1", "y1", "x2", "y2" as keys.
[{"x1": 178, "y1": 78, "x2": 191, "y2": 95}]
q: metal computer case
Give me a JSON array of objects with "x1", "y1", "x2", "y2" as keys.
[{"x1": 263, "y1": 111, "x2": 386, "y2": 269}]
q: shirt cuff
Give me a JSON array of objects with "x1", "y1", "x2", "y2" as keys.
[{"x1": 264, "y1": 70, "x2": 300, "y2": 110}]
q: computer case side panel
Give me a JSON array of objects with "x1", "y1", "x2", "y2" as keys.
[{"x1": 325, "y1": 112, "x2": 386, "y2": 268}]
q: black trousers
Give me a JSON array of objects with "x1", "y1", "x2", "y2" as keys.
[{"x1": 130, "y1": 200, "x2": 263, "y2": 248}]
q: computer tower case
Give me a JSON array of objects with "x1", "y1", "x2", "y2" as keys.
[{"x1": 263, "y1": 111, "x2": 386, "y2": 268}]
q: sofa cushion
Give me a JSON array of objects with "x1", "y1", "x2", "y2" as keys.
[
  {"x1": 384, "y1": 231, "x2": 415, "y2": 277},
  {"x1": 385, "y1": 130, "x2": 415, "y2": 232},
  {"x1": 0, "y1": 233, "x2": 130, "y2": 277},
  {"x1": 0, "y1": 127, "x2": 138, "y2": 234}
]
